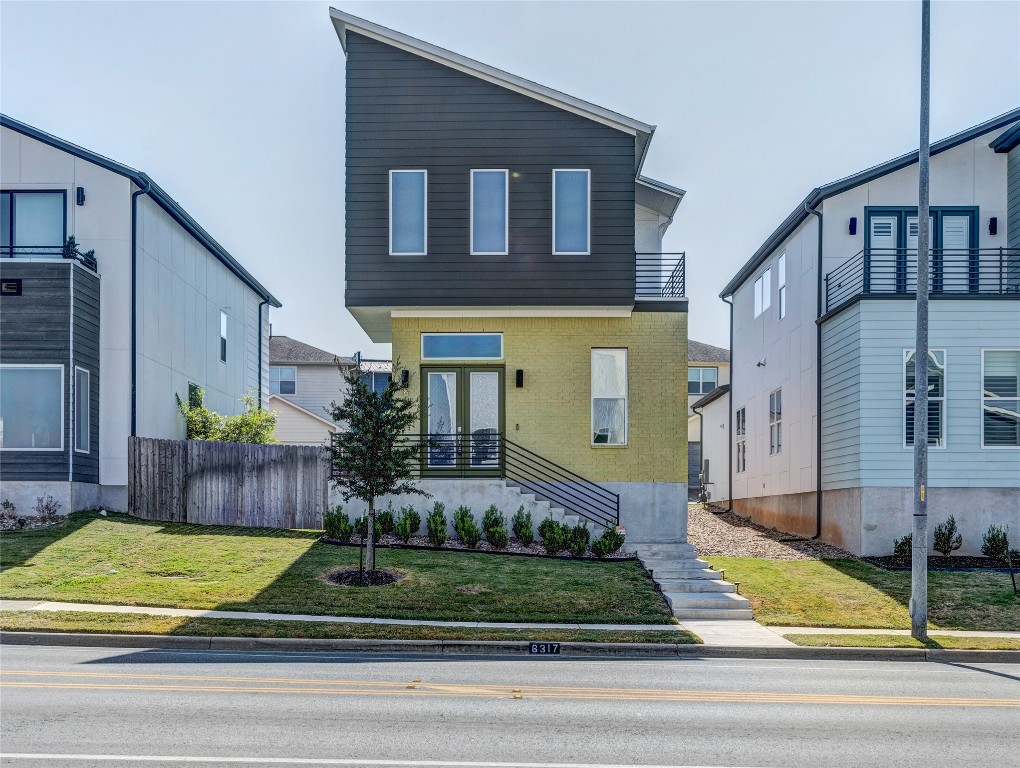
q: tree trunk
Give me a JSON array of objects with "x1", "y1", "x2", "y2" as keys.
[{"x1": 366, "y1": 496, "x2": 376, "y2": 572}]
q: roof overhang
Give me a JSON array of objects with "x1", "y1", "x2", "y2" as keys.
[
  {"x1": 991, "y1": 122, "x2": 1020, "y2": 152},
  {"x1": 268, "y1": 394, "x2": 338, "y2": 429},
  {"x1": 692, "y1": 384, "x2": 730, "y2": 410},
  {"x1": 636, "y1": 175, "x2": 686, "y2": 224}
]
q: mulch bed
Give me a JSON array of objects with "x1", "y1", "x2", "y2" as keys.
[
  {"x1": 0, "y1": 513, "x2": 67, "y2": 532},
  {"x1": 325, "y1": 568, "x2": 406, "y2": 587},
  {"x1": 864, "y1": 555, "x2": 1017, "y2": 572},
  {"x1": 687, "y1": 504, "x2": 855, "y2": 560}
]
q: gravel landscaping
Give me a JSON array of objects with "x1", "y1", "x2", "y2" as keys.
[{"x1": 687, "y1": 504, "x2": 854, "y2": 560}]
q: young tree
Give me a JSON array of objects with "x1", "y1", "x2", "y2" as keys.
[{"x1": 326, "y1": 362, "x2": 427, "y2": 572}]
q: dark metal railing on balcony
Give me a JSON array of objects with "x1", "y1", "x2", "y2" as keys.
[
  {"x1": 636, "y1": 252, "x2": 685, "y2": 298},
  {"x1": 1, "y1": 242, "x2": 98, "y2": 271},
  {"x1": 825, "y1": 247, "x2": 1020, "y2": 311},
  {"x1": 331, "y1": 432, "x2": 620, "y2": 529}
]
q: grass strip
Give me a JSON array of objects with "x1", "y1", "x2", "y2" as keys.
[{"x1": 784, "y1": 633, "x2": 1020, "y2": 651}]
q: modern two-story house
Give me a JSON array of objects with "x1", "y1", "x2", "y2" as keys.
[
  {"x1": 716, "y1": 109, "x2": 1020, "y2": 556},
  {"x1": 0, "y1": 115, "x2": 280, "y2": 513},
  {"x1": 330, "y1": 10, "x2": 690, "y2": 544}
]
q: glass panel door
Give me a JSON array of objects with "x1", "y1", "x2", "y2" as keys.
[
  {"x1": 426, "y1": 371, "x2": 458, "y2": 468},
  {"x1": 468, "y1": 370, "x2": 500, "y2": 468},
  {"x1": 422, "y1": 366, "x2": 503, "y2": 475},
  {"x1": 940, "y1": 214, "x2": 972, "y2": 293},
  {"x1": 868, "y1": 215, "x2": 898, "y2": 293}
]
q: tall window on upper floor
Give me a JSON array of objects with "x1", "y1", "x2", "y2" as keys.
[
  {"x1": 0, "y1": 365, "x2": 63, "y2": 450},
  {"x1": 219, "y1": 312, "x2": 228, "y2": 363},
  {"x1": 553, "y1": 169, "x2": 590, "y2": 255},
  {"x1": 471, "y1": 170, "x2": 508, "y2": 255},
  {"x1": 735, "y1": 406, "x2": 746, "y2": 473},
  {"x1": 904, "y1": 349, "x2": 945, "y2": 448},
  {"x1": 269, "y1": 366, "x2": 296, "y2": 395},
  {"x1": 389, "y1": 170, "x2": 427, "y2": 256},
  {"x1": 982, "y1": 350, "x2": 1020, "y2": 448},
  {"x1": 688, "y1": 366, "x2": 718, "y2": 396},
  {"x1": 1, "y1": 190, "x2": 66, "y2": 257},
  {"x1": 754, "y1": 267, "x2": 771, "y2": 318},
  {"x1": 769, "y1": 388, "x2": 782, "y2": 455},
  {"x1": 778, "y1": 253, "x2": 787, "y2": 319},
  {"x1": 591, "y1": 349, "x2": 627, "y2": 445}
]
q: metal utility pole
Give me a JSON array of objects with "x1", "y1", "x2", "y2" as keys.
[{"x1": 911, "y1": 0, "x2": 931, "y2": 642}]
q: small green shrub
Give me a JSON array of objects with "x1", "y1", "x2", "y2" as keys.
[
  {"x1": 355, "y1": 514, "x2": 382, "y2": 542},
  {"x1": 394, "y1": 505, "x2": 421, "y2": 543},
  {"x1": 376, "y1": 502, "x2": 396, "y2": 537},
  {"x1": 538, "y1": 515, "x2": 557, "y2": 544},
  {"x1": 426, "y1": 502, "x2": 447, "y2": 548},
  {"x1": 933, "y1": 515, "x2": 963, "y2": 557},
  {"x1": 453, "y1": 505, "x2": 482, "y2": 549},
  {"x1": 592, "y1": 525, "x2": 626, "y2": 558},
  {"x1": 892, "y1": 533, "x2": 912, "y2": 559},
  {"x1": 511, "y1": 506, "x2": 534, "y2": 546},
  {"x1": 568, "y1": 522, "x2": 591, "y2": 557},
  {"x1": 487, "y1": 522, "x2": 509, "y2": 549},
  {"x1": 981, "y1": 525, "x2": 1010, "y2": 564},
  {"x1": 482, "y1": 505, "x2": 505, "y2": 539},
  {"x1": 541, "y1": 520, "x2": 566, "y2": 555},
  {"x1": 323, "y1": 506, "x2": 353, "y2": 543}
]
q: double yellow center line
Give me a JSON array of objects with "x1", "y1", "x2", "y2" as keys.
[{"x1": 2, "y1": 670, "x2": 1016, "y2": 708}]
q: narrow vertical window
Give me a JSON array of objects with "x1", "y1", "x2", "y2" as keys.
[
  {"x1": 389, "y1": 170, "x2": 427, "y2": 255},
  {"x1": 754, "y1": 267, "x2": 771, "y2": 318},
  {"x1": 769, "y1": 389, "x2": 782, "y2": 455},
  {"x1": 982, "y1": 350, "x2": 1019, "y2": 448},
  {"x1": 220, "y1": 311, "x2": 227, "y2": 363},
  {"x1": 735, "y1": 406, "x2": 746, "y2": 473},
  {"x1": 904, "y1": 350, "x2": 945, "y2": 447},
  {"x1": 778, "y1": 253, "x2": 787, "y2": 319},
  {"x1": 591, "y1": 349, "x2": 627, "y2": 445},
  {"x1": 553, "y1": 169, "x2": 590, "y2": 255},
  {"x1": 74, "y1": 367, "x2": 90, "y2": 453},
  {"x1": 471, "y1": 170, "x2": 508, "y2": 255}
]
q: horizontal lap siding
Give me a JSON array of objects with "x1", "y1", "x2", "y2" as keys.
[
  {"x1": 345, "y1": 32, "x2": 636, "y2": 307},
  {"x1": 821, "y1": 303, "x2": 862, "y2": 488},
  {"x1": 1008, "y1": 147, "x2": 1019, "y2": 249},
  {"x1": 71, "y1": 266, "x2": 100, "y2": 484}
]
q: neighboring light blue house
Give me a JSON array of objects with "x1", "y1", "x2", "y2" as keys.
[{"x1": 716, "y1": 109, "x2": 1020, "y2": 556}]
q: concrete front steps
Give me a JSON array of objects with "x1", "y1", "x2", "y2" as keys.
[{"x1": 634, "y1": 544, "x2": 753, "y2": 620}]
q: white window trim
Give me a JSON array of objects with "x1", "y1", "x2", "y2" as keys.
[
  {"x1": 420, "y1": 332, "x2": 504, "y2": 361},
  {"x1": 688, "y1": 366, "x2": 719, "y2": 396},
  {"x1": 735, "y1": 406, "x2": 746, "y2": 473},
  {"x1": 552, "y1": 169, "x2": 591, "y2": 256},
  {"x1": 269, "y1": 366, "x2": 297, "y2": 396},
  {"x1": 754, "y1": 266, "x2": 772, "y2": 318},
  {"x1": 0, "y1": 363, "x2": 65, "y2": 452},
  {"x1": 980, "y1": 347, "x2": 1020, "y2": 450},
  {"x1": 768, "y1": 388, "x2": 782, "y2": 456},
  {"x1": 903, "y1": 348, "x2": 947, "y2": 450},
  {"x1": 778, "y1": 253, "x2": 787, "y2": 320},
  {"x1": 470, "y1": 169, "x2": 509, "y2": 256},
  {"x1": 219, "y1": 311, "x2": 228, "y2": 364},
  {"x1": 73, "y1": 366, "x2": 90, "y2": 454},
  {"x1": 591, "y1": 348, "x2": 628, "y2": 447},
  {"x1": 389, "y1": 169, "x2": 428, "y2": 256}
]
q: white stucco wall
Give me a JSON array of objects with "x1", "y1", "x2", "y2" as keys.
[{"x1": 695, "y1": 393, "x2": 730, "y2": 502}]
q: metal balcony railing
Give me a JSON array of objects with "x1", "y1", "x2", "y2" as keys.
[
  {"x1": 636, "y1": 252, "x2": 685, "y2": 298},
  {"x1": 1, "y1": 242, "x2": 98, "y2": 271},
  {"x1": 825, "y1": 247, "x2": 1020, "y2": 311}
]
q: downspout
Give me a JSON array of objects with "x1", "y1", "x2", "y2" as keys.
[
  {"x1": 691, "y1": 402, "x2": 705, "y2": 502},
  {"x1": 721, "y1": 295, "x2": 734, "y2": 513},
  {"x1": 130, "y1": 180, "x2": 152, "y2": 437},
  {"x1": 804, "y1": 201, "x2": 824, "y2": 539},
  {"x1": 257, "y1": 298, "x2": 270, "y2": 408}
]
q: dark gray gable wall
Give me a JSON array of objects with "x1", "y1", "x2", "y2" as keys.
[{"x1": 345, "y1": 32, "x2": 637, "y2": 308}]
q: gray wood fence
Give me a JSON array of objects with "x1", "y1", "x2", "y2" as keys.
[{"x1": 129, "y1": 437, "x2": 328, "y2": 529}]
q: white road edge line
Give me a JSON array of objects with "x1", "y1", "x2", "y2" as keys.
[{"x1": 0, "y1": 756, "x2": 769, "y2": 768}]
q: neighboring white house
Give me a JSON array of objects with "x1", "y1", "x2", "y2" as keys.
[
  {"x1": 268, "y1": 334, "x2": 391, "y2": 445},
  {"x1": 0, "y1": 115, "x2": 280, "y2": 513},
  {"x1": 687, "y1": 340, "x2": 729, "y2": 498},
  {"x1": 716, "y1": 109, "x2": 1020, "y2": 556}
]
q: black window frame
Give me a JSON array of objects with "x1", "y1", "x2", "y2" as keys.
[{"x1": 1, "y1": 189, "x2": 68, "y2": 256}]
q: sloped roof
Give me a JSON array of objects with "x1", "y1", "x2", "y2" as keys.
[
  {"x1": 268, "y1": 394, "x2": 338, "y2": 429},
  {"x1": 991, "y1": 121, "x2": 1020, "y2": 152},
  {"x1": 0, "y1": 114, "x2": 280, "y2": 307},
  {"x1": 720, "y1": 107, "x2": 1020, "y2": 298},
  {"x1": 692, "y1": 384, "x2": 730, "y2": 409},
  {"x1": 269, "y1": 335, "x2": 354, "y2": 365},
  {"x1": 689, "y1": 340, "x2": 729, "y2": 364}
]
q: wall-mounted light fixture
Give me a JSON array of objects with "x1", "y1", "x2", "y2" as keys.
[
  {"x1": 76, "y1": 187, "x2": 86, "y2": 206},
  {"x1": 756, "y1": 357, "x2": 766, "y2": 368},
  {"x1": 401, "y1": 369, "x2": 409, "y2": 386},
  {"x1": 515, "y1": 369, "x2": 524, "y2": 388},
  {"x1": 849, "y1": 216, "x2": 858, "y2": 236},
  {"x1": 989, "y1": 217, "x2": 998, "y2": 236}
]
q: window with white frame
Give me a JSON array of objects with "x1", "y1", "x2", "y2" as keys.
[
  {"x1": 904, "y1": 350, "x2": 945, "y2": 448},
  {"x1": 219, "y1": 311, "x2": 228, "y2": 363},
  {"x1": 591, "y1": 349, "x2": 627, "y2": 445},
  {"x1": 421, "y1": 333, "x2": 503, "y2": 360},
  {"x1": 688, "y1": 366, "x2": 718, "y2": 396},
  {"x1": 0, "y1": 365, "x2": 64, "y2": 450},
  {"x1": 778, "y1": 253, "x2": 787, "y2": 320},
  {"x1": 74, "y1": 367, "x2": 89, "y2": 453},
  {"x1": 735, "y1": 406, "x2": 746, "y2": 473},
  {"x1": 553, "y1": 169, "x2": 590, "y2": 255},
  {"x1": 471, "y1": 170, "x2": 508, "y2": 255},
  {"x1": 269, "y1": 366, "x2": 296, "y2": 395},
  {"x1": 982, "y1": 349, "x2": 1020, "y2": 448},
  {"x1": 754, "y1": 267, "x2": 771, "y2": 318},
  {"x1": 769, "y1": 388, "x2": 782, "y2": 455},
  {"x1": 390, "y1": 170, "x2": 427, "y2": 255}
]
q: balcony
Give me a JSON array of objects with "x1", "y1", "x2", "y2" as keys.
[
  {"x1": 635, "y1": 252, "x2": 685, "y2": 298},
  {"x1": 1, "y1": 240, "x2": 98, "y2": 272},
  {"x1": 825, "y1": 247, "x2": 1020, "y2": 311}
]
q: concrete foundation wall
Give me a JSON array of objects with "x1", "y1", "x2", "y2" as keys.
[
  {"x1": 0, "y1": 480, "x2": 101, "y2": 516},
  {"x1": 732, "y1": 491, "x2": 817, "y2": 539}
]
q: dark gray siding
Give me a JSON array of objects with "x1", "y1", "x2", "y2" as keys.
[
  {"x1": 1008, "y1": 146, "x2": 1019, "y2": 250},
  {"x1": 0, "y1": 261, "x2": 100, "y2": 483},
  {"x1": 345, "y1": 32, "x2": 636, "y2": 308}
]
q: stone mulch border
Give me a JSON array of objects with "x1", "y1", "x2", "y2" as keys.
[{"x1": 686, "y1": 504, "x2": 856, "y2": 560}]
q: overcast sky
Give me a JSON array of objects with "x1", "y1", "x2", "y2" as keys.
[{"x1": 2, "y1": 1, "x2": 1017, "y2": 357}]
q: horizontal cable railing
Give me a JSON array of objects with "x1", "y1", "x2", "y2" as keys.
[
  {"x1": 825, "y1": 247, "x2": 1020, "y2": 311},
  {"x1": 636, "y1": 252, "x2": 685, "y2": 298},
  {"x1": 1, "y1": 243, "x2": 98, "y2": 271},
  {"x1": 332, "y1": 432, "x2": 620, "y2": 530}
]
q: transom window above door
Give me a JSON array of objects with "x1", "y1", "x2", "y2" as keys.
[
  {"x1": 421, "y1": 333, "x2": 503, "y2": 360},
  {"x1": 1, "y1": 190, "x2": 67, "y2": 257}
]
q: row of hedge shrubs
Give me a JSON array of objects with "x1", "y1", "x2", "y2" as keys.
[
  {"x1": 892, "y1": 517, "x2": 1018, "y2": 563},
  {"x1": 322, "y1": 502, "x2": 626, "y2": 558}
]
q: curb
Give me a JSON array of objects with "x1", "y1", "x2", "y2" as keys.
[{"x1": 2, "y1": 631, "x2": 1017, "y2": 663}]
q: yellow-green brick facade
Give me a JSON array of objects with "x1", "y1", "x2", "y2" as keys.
[{"x1": 392, "y1": 313, "x2": 688, "y2": 483}]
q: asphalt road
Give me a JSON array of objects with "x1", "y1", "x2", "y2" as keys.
[{"x1": 0, "y1": 644, "x2": 1017, "y2": 768}]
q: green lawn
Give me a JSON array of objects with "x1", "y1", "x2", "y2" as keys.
[
  {"x1": 0, "y1": 512, "x2": 674, "y2": 625},
  {"x1": 0, "y1": 610, "x2": 697, "y2": 644},
  {"x1": 785, "y1": 633, "x2": 1020, "y2": 651},
  {"x1": 707, "y1": 557, "x2": 1020, "y2": 631}
]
